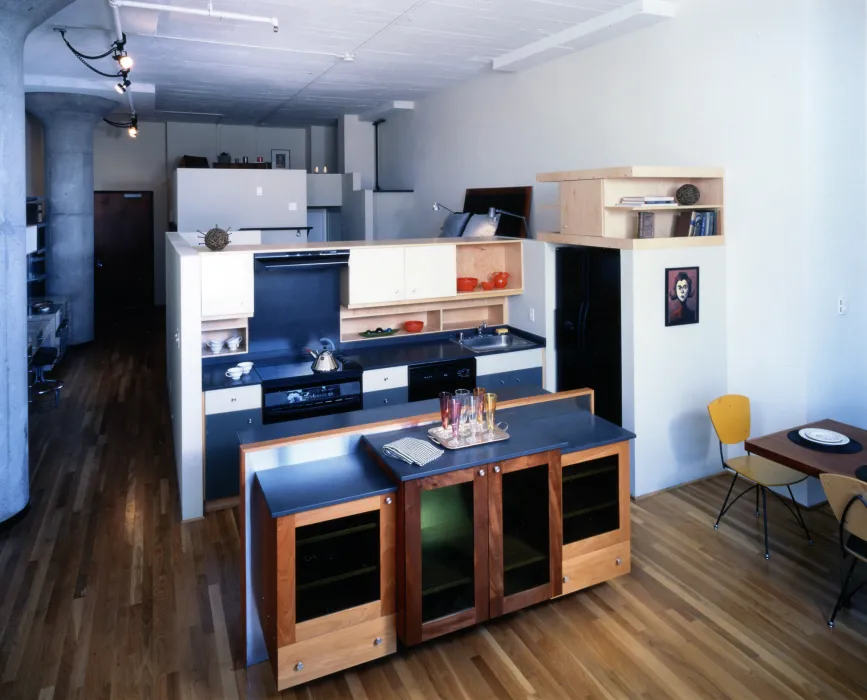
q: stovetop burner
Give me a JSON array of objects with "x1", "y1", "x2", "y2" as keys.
[{"x1": 256, "y1": 354, "x2": 362, "y2": 382}]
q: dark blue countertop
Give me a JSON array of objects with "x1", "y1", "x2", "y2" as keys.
[
  {"x1": 364, "y1": 398, "x2": 635, "y2": 482},
  {"x1": 237, "y1": 384, "x2": 549, "y2": 446},
  {"x1": 202, "y1": 364, "x2": 263, "y2": 391},
  {"x1": 202, "y1": 326, "x2": 544, "y2": 391},
  {"x1": 254, "y1": 449, "x2": 396, "y2": 519}
]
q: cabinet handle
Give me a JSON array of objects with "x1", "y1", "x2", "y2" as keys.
[
  {"x1": 294, "y1": 662, "x2": 304, "y2": 672},
  {"x1": 500, "y1": 379, "x2": 506, "y2": 385},
  {"x1": 374, "y1": 637, "x2": 382, "y2": 646},
  {"x1": 383, "y1": 398, "x2": 388, "y2": 404},
  {"x1": 616, "y1": 558, "x2": 622, "y2": 566},
  {"x1": 385, "y1": 497, "x2": 393, "y2": 505},
  {"x1": 384, "y1": 377, "x2": 388, "y2": 382},
  {"x1": 493, "y1": 466, "x2": 501, "y2": 473},
  {"x1": 248, "y1": 418, "x2": 252, "y2": 424},
  {"x1": 563, "y1": 576, "x2": 569, "y2": 583},
  {"x1": 231, "y1": 397, "x2": 237, "y2": 402},
  {"x1": 478, "y1": 469, "x2": 485, "y2": 476},
  {"x1": 516, "y1": 377, "x2": 521, "y2": 383}
]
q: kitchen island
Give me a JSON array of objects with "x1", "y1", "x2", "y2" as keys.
[{"x1": 245, "y1": 388, "x2": 634, "y2": 689}]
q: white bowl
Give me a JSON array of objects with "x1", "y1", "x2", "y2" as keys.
[
  {"x1": 225, "y1": 367, "x2": 243, "y2": 380},
  {"x1": 237, "y1": 362, "x2": 254, "y2": 374}
]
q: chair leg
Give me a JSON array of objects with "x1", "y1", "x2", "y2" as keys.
[
  {"x1": 756, "y1": 486, "x2": 760, "y2": 517},
  {"x1": 714, "y1": 471, "x2": 739, "y2": 530},
  {"x1": 761, "y1": 486, "x2": 770, "y2": 560},
  {"x1": 785, "y1": 485, "x2": 813, "y2": 545},
  {"x1": 829, "y1": 558, "x2": 859, "y2": 628}
]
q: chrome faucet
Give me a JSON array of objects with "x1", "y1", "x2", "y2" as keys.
[{"x1": 477, "y1": 321, "x2": 487, "y2": 335}]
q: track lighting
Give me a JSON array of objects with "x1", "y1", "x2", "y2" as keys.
[
  {"x1": 115, "y1": 50, "x2": 133, "y2": 70},
  {"x1": 115, "y1": 78, "x2": 131, "y2": 93},
  {"x1": 104, "y1": 114, "x2": 138, "y2": 138},
  {"x1": 128, "y1": 124, "x2": 138, "y2": 138}
]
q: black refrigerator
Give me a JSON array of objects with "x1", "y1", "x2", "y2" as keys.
[{"x1": 555, "y1": 246, "x2": 622, "y2": 425}]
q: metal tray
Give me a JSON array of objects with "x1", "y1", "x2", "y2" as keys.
[{"x1": 427, "y1": 424, "x2": 510, "y2": 450}]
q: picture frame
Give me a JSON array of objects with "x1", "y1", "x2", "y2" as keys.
[
  {"x1": 271, "y1": 149, "x2": 290, "y2": 169},
  {"x1": 665, "y1": 266, "x2": 699, "y2": 327}
]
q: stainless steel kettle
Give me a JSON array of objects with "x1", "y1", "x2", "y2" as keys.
[{"x1": 307, "y1": 338, "x2": 341, "y2": 372}]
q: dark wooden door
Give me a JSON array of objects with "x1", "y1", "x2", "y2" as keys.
[
  {"x1": 399, "y1": 466, "x2": 489, "y2": 645},
  {"x1": 94, "y1": 191, "x2": 154, "y2": 319},
  {"x1": 488, "y1": 450, "x2": 562, "y2": 618}
]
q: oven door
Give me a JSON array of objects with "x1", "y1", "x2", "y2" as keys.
[{"x1": 262, "y1": 379, "x2": 362, "y2": 424}]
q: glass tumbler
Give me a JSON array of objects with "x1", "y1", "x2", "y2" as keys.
[
  {"x1": 473, "y1": 387, "x2": 486, "y2": 426},
  {"x1": 464, "y1": 394, "x2": 478, "y2": 431},
  {"x1": 484, "y1": 392, "x2": 498, "y2": 432},
  {"x1": 454, "y1": 388, "x2": 471, "y2": 425},
  {"x1": 449, "y1": 398, "x2": 462, "y2": 439},
  {"x1": 439, "y1": 391, "x2": 452, "y2": 430}
]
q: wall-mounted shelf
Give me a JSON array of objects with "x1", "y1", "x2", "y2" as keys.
[
  {"x1": 201, "y1": 317, "x2": 249, "y2": 358},
  {"x1": 536, "y1": 166, "x2": 725, "y2": 250},
  {"x1": 340, "y1": 298, "x2": 507, "y2": 342}
]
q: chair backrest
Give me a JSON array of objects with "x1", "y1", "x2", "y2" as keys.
[
  {"x1": 820, "y1": 474, "x2": 867, "y2": 542},
  {"x1": 707, "y1": 394, "x2": 751, "y2": 445}
]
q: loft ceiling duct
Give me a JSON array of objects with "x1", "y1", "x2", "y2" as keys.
[{"x1": 108, "y1": 0, "x2": 279, "y2": 32}]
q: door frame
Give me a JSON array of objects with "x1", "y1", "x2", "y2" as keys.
[
  {"x1": 488, "y1": 449, "x2": 562, "y2": 618},
  {"x1": 399, "y1": 467, "x2": 489, "y2": 645}
]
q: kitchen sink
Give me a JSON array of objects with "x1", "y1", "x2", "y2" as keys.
[{"x1": 452, "y1": 333, "x2": 536, "y2": 353}]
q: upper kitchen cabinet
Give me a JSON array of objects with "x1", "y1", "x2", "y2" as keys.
[
  {"x1": 345, "y1": 247, "x2": 406, "y2": 306},
  {"x1": 404, "y1": 244, "x2": 456, "y2": 300},
  {"x1": 201, "y1": 252, "x2": 254, "y2": 318}
]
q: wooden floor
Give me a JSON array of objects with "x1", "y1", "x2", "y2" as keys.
[{"x1": 2, "y1": 313, "x2": 866, "y2": 700}]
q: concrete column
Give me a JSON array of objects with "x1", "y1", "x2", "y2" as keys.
[
  {"x1": 0, "y1": 0, "x2": 74, "y2": 524},
  {"x1": 26, "y1": 93, "x2": 117, "y2": 345}
]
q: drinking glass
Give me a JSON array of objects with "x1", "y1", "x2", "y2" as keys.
[
  {"x1": 473, "y1": 387, "x2": 486, "y2": 426},
  {"x1": 439, "y1": 391, "x2": 452, "y2": 430},
  {"x1": 449, "y1": 398, "x2": 462, "y2": 439},
  {"x1": 454, "y1": 389, "x2": 471, "y2": 425},
  {"x1": 464, "y1": 394, "x2": 478, "y2": 431},
  {"x1": 484, "y1": 392, "x2": 498, "y2": 432}
]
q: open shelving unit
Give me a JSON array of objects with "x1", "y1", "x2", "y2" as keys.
[
  {"x1": 201, "y1": 317, "x2": 249, "y2": 358},
  {"x1": 340, "y1": 297, "x2": 507, "y2": 342},
  {"x1": 536, "y1": 166, "x2": 725, "y2": 250}
]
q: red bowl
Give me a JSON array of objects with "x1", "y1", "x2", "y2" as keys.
[
  {"x1": 457, "y1": 277, "x2": 478, "y2": 292},
  {"x1": 404, "y1": 320, "x2": 424, "y2": 333},
  {"x1": 480, "y1": 280, "x2": 494, "y2": 291}
]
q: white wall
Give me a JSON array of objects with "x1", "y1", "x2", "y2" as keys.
[
  {"x1": 372, "y1": 192, "x2": 416, "y2": 239},
  {"x1": 338, "y1": 115, "x2": 375, "y2": 188},
  {"x1": 306, "y1": 125, "x2": 338, "y2": 174},
  {"x1": 382, "y1": 0, "x2": 867, "y2": 496},
  {"x1": 378, "y1": 111, "x2": 415, "y2": 191},
  {"x1": 93, "y1": 121, "x2": 169, "y2": 305},
  {"x1": 340, "y1": 174, "x2": 373, "y2": 241}
]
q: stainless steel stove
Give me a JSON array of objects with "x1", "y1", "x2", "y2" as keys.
[{"x1": 259, "y1": 355, "x2": 363, "y2": 424}]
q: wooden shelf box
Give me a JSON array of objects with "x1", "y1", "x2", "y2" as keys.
[
  {"x1": 456, "y1": 240, "x2": 524, "y2": 293},
  {"x1": 201, "y1": 317, "x2": 249, "y2": 358},
  {"x1": 536, "y1": 166, "x2": 724, "y2": 250}
]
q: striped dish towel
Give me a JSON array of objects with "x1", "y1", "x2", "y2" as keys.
[{"x1": 382, "y1": 437, "x2": 444, "y2": 467}]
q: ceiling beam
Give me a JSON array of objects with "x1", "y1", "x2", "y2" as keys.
[
  {"x1": 358, "y1": 100, "x2": 415, "y2": 123},
  {"x1": 492, "y1": 0, "x2": 677, "y2": 73}
]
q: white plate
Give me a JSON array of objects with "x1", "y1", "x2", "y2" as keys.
[{"x1": 799, "y1": 428, "x2": 850, "y2": 446}]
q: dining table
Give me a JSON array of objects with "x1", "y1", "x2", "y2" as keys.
[{"x1": 745, "y1": 419, "x2": 867, "y2": 482}]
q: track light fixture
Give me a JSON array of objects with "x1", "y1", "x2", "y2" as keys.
[
  {"x1": 128, "y1": 118, "x2": 138, "y2": 138},
  {"x1": 115, "y1": 73, "x2": 131, "y2": 93},
  {"x1": 104, "y1": 114, "x2": 139, "y2": 139},
  {"x1": 114, "y1": 49, "x2": 133, "y2": 70}
]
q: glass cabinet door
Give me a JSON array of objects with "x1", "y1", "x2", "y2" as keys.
[
  {"x1": 562, "y1": 452, "x2": 621, "y2": 546},
  {"x1": 295, "y1": 509, "x2": 381, "y2": 622}
]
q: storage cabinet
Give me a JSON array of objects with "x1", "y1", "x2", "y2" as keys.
[
  {"x1": 251, "y1": 489, "x2": 397, "y2": 690},
  {"x1": 201, "y1": 252, "x2": 254, "y2": 318},
  {"x1": 363, "y1": 387, "x2": 408, "y2": 409},
  {"x1": 477, "y1": 367, "x2": 543, "y2": 391},
  {"x1": 404, "y1": 244, "x2": 456, "y2": 300},
  {"x1": 346, "y1": 247, "x2": 406, "y2": 305},
  {"x1": 205, "y1": 408, "x2": 259, "y2": 502}
]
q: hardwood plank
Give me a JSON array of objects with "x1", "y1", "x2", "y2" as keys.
[{"x1": 275, "y1": 515, "x2": 296, "y2": 648}]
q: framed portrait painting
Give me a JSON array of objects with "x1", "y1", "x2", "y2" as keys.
[
  {"x1": 271, "y1": 149, "x2": 290, "y2": 169},
  {"x1": 665, "y1": 266, "x2": 699, "y2": 326}
]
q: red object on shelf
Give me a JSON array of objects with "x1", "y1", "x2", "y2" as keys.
[
  {"x1": 480, "y1": 280, "x2": 494, "y2": 291},
  {"x1": 404, "y1": 320, "x2": 424, "y2": 333},
  {"x1": 491, "y1": 271, "x2": 510, "y2": 289},
  {"x1": 457, "y1": 277, "x2": 479, "y2": 292}
]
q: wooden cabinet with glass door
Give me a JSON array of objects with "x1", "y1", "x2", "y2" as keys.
[
  {"x1": 558, "y1": 442, "x2": 631, "y2": 595},
  {"x1": 251, "y1": 485, "x2": 397, "y2": 690}
]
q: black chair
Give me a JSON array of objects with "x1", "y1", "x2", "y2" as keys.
[{"x1": 30, "y1": 319, "x2": 68, "y2": 408}]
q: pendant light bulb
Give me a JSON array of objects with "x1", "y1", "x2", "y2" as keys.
[
  {"x1": 128, "y1": 125, "x2": 138, "y2": 138},
  {"x1": 118, "y1": 54, "x2": 133, "y2": 70}
]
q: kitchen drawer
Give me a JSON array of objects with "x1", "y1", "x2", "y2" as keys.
[
  {"x1": 512, "y1": 367, "x2": 542, "y2": 388},
  {"x1": 276, "y1": 614, "x2": 396, "y2": 690},
  {"x1": 362, "y1": 366, "x2": 408, "y2": 392},
  {"x1": 476, "y1": 348, "x2": 543, "y2": 376},
  {"x1": 479, "y1": 371, "x2": 511, "y2": 389},
  {"x1": 560, "y1": 542, "x2": 630, "y2": 597},
  {"x1": 204, "y1": 385, "x2": 261, "y2": 415},
  {"x1": 363, "y1": 387, "x2": 408, "y2": 409}
]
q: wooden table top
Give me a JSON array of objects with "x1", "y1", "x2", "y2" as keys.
[{"x1": 745, "y1": 419, "x2": 867, "y2": 479}]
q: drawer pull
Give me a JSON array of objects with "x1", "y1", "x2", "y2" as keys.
[
  {"x1": 385, "y1": 497, "x2": 393, "y2": 505},
  {"x1": 248, "y1": 418, "x2": 252, "y2": 424},
  {"x1": 616, "y1": 558, "x2": 622, "y2": 566},
  {"x1": 383, "y1": 398, "x2": 388, "y2": 404},
  {"x1": 563, "y1": 576, "x2": 569, "y2": 583},
  {"x1": 493, "y1": 466, "x2": 501, "y2": 473},
  {"x1": 374, "y1": 637, "x2": 382, "y2": 646},
  {"x1": 231, "y1": 397, "x2": 237, "y2": 402},
  {"x1": 478, "y1": 469, "x2": 486, "y2": 476},
  {"x1": 294, "y1": 662, "x2": 304, "y2": 672},
  {"x1": 516, "y1": 377, "x2": 521, "y2": 383}
]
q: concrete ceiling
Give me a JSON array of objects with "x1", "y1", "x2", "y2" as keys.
[{"x1": 23, "y1": 0, "x2": 674, "y2": 126}]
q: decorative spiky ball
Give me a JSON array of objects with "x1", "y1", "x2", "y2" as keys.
[{"x1": 201, "y1": 225, "x2": 231, "y2": 251}]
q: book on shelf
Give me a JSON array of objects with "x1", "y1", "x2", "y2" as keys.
[
  {"x1": 620, "y1": 195, "x2": 675, "y2": 204},
  {"x1": 673, "y1": 210, "x2": 718, "y2": 238}
]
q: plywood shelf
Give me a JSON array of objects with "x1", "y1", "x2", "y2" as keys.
[
  {"x1": 536, "y1": 232, "x2": 724, "y2": 250},
  {"x1": 201, "y1": 317, "x2": 248, "y2": 357},
  {"x1": 605, "y1": 204, "x2": 723, "y2": 212}
]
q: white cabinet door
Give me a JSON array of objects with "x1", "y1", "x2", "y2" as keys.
[
  {"x1": 201, "y1": 252, "x2": 254, "y2": 318},
  {"x1": 404, "y1": 245, "x2": 457, "y2": 301},
  {"x1": 348, "y1": 247, "x2": 405, "y2": 305}
]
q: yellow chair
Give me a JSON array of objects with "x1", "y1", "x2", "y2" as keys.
[
  {"x1": 707, "y1": 395, "x2": 812, "y2": 559},
  {"x1": 820, "y1": 474, "x2": 867, "y2": 628}
]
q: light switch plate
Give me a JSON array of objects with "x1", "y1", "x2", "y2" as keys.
[
  {"x1": 288, "y1": 202, "x2": 298, "y2": 211},
  {"x1": 256, "y1": 186, "x2": 263, "y2": 196}
]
